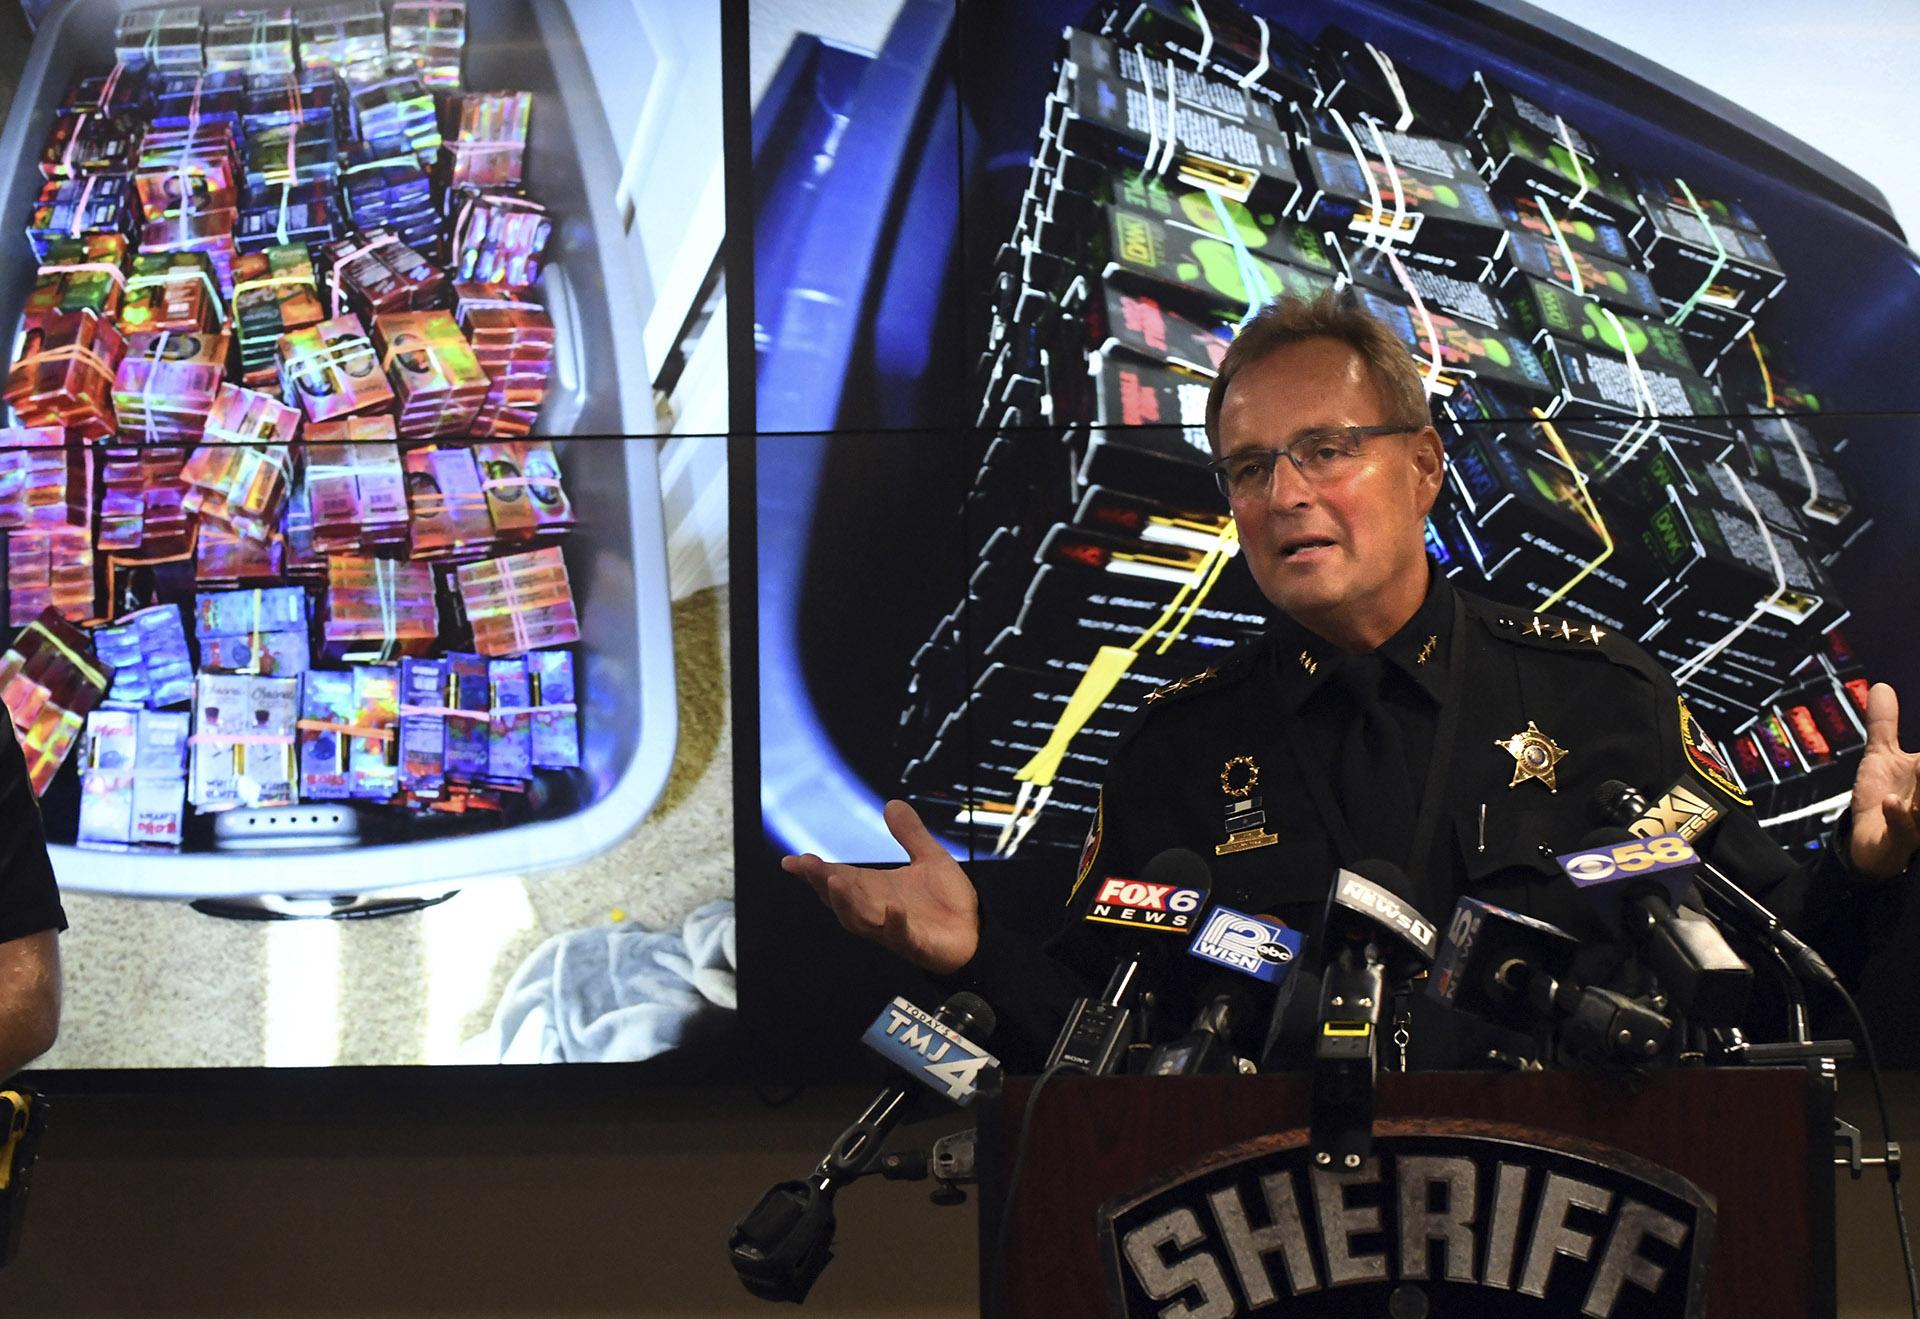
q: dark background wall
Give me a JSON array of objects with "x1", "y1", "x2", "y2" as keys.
[{"x1": 0, "y1": 1076, "x2": 1910, "y2": 1315}]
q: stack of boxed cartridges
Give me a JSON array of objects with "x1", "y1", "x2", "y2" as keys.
[{"x1": 902, "y1": 0, "x2": 1851, "y2": 851}]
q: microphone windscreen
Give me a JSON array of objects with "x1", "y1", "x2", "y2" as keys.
[
  {"x1": 1591, "y1": 779, "x2": 1645, "y2": 826},
  {"x1": 937, "y1": 991, "x2": 995, "y2": 1041},
  {"x1": 1139, "y1": 847, "x2": 1214, "y2": 892}
]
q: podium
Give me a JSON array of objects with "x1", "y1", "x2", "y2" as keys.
[{"x1": 980, "y1": 1068, "x2": 1834, "y2": 1318}]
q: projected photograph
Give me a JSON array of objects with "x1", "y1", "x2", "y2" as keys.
[
  {"x1": 0, "y1": 1, "x2": 732, "y2": 1068},
  {"x1": 746, "y1": 0, "x2": 1920, "y2": 1065},
  {"x1": 750, "y1": 0, "x2": 1919, "y2": 859}
]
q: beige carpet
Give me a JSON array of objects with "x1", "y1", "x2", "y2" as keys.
[{"x1": 38, "y1": 585, "x2": 733, "y2": 1070}]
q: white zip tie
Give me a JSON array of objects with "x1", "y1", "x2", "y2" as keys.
[
  {"x1": 1554, "y1": 113, "x2": 1590, "y2": 211},
  {"x1": 1672, "y1": 464, "x2": 1788, "y2": 685},
  {"x1": 1596, "y1": 304, "x2": 1661, "y2": 469},
  {"x1": 1157, "y1": 58, "x2": 1181, "y2": 176},
  {"x1": 1668, "y1": 177, "x2": 1730, "y2": 328},
  {"x1": 1596, "y1": 306, "x2": 1657, "y2": 417},
  {"x1": 1191, "y1": 0, "x2": 1213, "y2": 70},
  {"x1": 1363, "y1": 117, "x2": 1409, "y2": 248},
  {"x1": 1003, "y1": 784, "x2": 1051, "y2": 857},
  {"x1": 1364, "y1": 42, "x2": 1414, "y2": 131},
  {"x1": 1774, "y1": 419, "x2": 1826, "y2": 521},
  {"x1": 994, "y1": 780, "x2": 1035, "y2": 856},
  {"x1": 1386, "y1": 248, "x2": 1441, "y2": 394},
  {"x1": 1237, "y1": 16, "x2": 1271, "y2": 89},
  {"x1": 1757, "y1": 791, "x2": 1851, "y2": 830},
  {"x1": 1330, "y1": 108, "x2": 1386, "y2": 250},
  {"x1": 1534, "y1": 192, "x2": 1584, "y2": 297},
  {"x1": 1140, "y1": 52, "x2": 1162, "y2": 181}
]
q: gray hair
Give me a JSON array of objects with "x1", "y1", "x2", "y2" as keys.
[{"x1": 1203, "y1": 289, "x2": 1431, "y2": 451}]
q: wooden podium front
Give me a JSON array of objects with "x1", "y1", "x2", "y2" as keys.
[{"x1": 979, "y1": 1068, "x2": 1833, "y2": 1318}]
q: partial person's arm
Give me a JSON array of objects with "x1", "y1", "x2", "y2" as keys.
[
  {"x1": 0, "y1": 931, "x2": 57, "y2": 1081},
  {"x1": 782, "y1": 799, "x2": 983, "y2": 974},
  {"x1": 785, "y1": 798, "x2": 1098, "y2": 1069},
  {"x1": 1685, "y1": 681, "x2": 1916, "y2": 989},
  {"x1": 0, "y1": 721, "x2": 69, "y2": 1080},
  {"x1": 1846, "y1": 683, "x2": 1920, "y2": 879}
]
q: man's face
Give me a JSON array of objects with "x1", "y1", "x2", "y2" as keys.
[{"x1": 1214, "y1": 337, "x2": 1443, "y2": 635}]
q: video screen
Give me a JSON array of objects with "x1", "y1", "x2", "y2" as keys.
[
  {"x1": 746, "y1": 0, "x2": 1920, "y2": 1059},
  {"x1": 0, "y1": 0, "x2": 732, "y2": 1069}
]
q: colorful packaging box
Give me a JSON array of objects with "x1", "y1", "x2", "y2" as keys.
[
  {"x1": 188, "y1": 671, "x2": 297, "y2": 809},
  {"x1": 528, "y1": 649, "x2": 578, "y2": 770}
]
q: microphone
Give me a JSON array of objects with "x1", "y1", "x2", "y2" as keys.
[
  {"x1": 1428, "y1": 895, "x2": 1671, "y2": 1066},
  {"x1": 1146, "y1": 910, "x2": 1305, "y2": 1075},
  {"x1": 1596, "y1": 776, "x2": 1842, "y2": 994},
  {"x1": 1429, "y1": 895, "x2": 1581, "y2": 1035},
  {"x1": 728, "y1": 992, "x2": 995, "y2": 1302},
  {"x1": 1312, "y1": 861, "x2": 1438, "y2": 1167},
  {"x1": 1555, "y1": 825, "x2": 1753, "y2": 1027},
  {"x1": 1143, "y1": 976, "x2": 1256, "y2": 1076},
  {"x1": 1047, "y1": 848, "x2": 1211, "y2": 1074}
]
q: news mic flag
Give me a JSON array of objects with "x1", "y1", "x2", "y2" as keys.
[{"x1": 861, "y1": 995, "x2": 1000, "y2": 1105}]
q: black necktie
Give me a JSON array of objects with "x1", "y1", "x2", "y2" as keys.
[{"x1": 1331, "y1": 654, "x2": 1418, "y2": 870}]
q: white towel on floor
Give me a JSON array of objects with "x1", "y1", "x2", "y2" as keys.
[{"x1": 465, "y1": 899, "x2": 736, "y2": 1064}]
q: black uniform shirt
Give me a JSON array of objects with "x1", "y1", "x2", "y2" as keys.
[
  {"x1": 947, "y1": 572, "x2": 1904, "y2": 1071},
  {"x1": 1273, "y1": 566, "x2": 1456, "y2": 919}
]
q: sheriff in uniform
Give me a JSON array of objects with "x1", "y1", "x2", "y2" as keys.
[{"x1": 785, "y1": 292, "x2": 1920, "y2": 1072}]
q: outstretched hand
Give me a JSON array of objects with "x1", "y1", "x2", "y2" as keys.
[
  {"x1": 1849, "y1": 682, "x2": 1920, "y2": 880},
  {"x1": 782, "y1": 799, "x2": 981, "y2": 974}
]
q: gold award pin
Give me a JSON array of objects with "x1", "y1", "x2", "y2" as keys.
[
  {"x1": 1216, "y1": 755, "x2": 1278, "y2": 856},
  {"x1": 1495, "y1": 721, "x2": 1568, "y2": 793}
]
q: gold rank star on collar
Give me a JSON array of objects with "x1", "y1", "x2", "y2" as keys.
[{"x1": 1496, "y1": 721, "x2": 1568, "y2": 792}]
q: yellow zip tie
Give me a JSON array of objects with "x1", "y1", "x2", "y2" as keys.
[
  {"x1": 1531, "y1": 410, "x2": 1614, "y2": 611},
  {"x1": 1012, "y1": 645, "x2": 1139, "y2": 789},
  {"x1": 1011, "y1": 519, "x2": 1239, "y2": 790},
  {"x1": 1156, "y1": 521, "x2": 1238, "y2": 655},
  {"x1": 1747, "y1": 330, "x2": 1776, "y2": 409}
]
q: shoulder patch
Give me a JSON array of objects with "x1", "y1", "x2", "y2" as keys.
[
  {"x1": 1066, "y1": 789, "x2": 1103, "y2": 906},
  {"x1": 1678, "y1": 698, "x2": 1752, "y2": 806}
]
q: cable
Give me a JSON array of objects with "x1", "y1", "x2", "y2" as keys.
[
  {"x1": 986, "y1": 1061, "x2": 1068, "y2": 1317},
  {"x1": 1833, "y1": 981, "x2": 1920, "y2": 1318}
]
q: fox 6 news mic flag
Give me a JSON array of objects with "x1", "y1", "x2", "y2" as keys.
[
  {"x1": 1050, "y1": 848, "x2": 1213, "y2": 1074},
  {"x1": 1085, "y1": 872, "x2": 1209, "y2": 932}
]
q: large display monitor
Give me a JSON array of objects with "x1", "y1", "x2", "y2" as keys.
[{"x1": 741, "y1": 0, "x2": 1920, "y2": 1078}]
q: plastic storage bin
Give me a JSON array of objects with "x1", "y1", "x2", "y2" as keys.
[{"x1": 0, "y1": 0, "x2": 677, "y2": 898}]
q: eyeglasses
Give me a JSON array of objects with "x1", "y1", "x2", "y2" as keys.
[{"x1": 1208, "y1": 425, "x2": 1420, "y2": 501}]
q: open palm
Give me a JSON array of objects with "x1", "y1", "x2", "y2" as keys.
[
  {"x1": 1850, "y1": 683, "x2": 1920, "y2": 880},
  {"x1": 782, "y1": 799, "x2": 981, "y2": 974}
]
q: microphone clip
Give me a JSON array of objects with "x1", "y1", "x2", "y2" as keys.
[{"x1": 1310, "y1": 946, "x2": 1384, "y2": 1169}]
